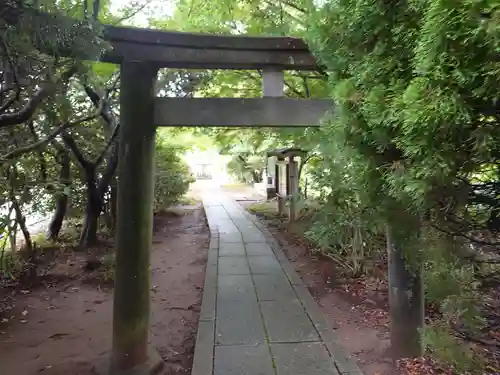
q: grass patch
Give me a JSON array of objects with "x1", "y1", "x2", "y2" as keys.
[
  {"x1": 178, "y1": 196, "x2": 201, "y2": 206},
  {"x1": 247, "y1": 201, "x2": 281, "y2": 219},
  {"x1": 101, "y1": 253, "x2": 115, "y2": 282}
]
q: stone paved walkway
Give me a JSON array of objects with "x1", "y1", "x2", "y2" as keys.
[{"x1": 191, "y1": 191, "x2": 363, "y2": 375}]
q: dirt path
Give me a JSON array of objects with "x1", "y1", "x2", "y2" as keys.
[{"x1": 0, "y1": 206, "x2": 209, "y2": 375}]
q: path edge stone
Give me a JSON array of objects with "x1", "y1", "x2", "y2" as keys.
[
  {"x1": 240, "y1": 207, "x2": 364, "y2": 375},
  {"x1": 191, "y1": 206, "x2": 219, "y2": 375}
]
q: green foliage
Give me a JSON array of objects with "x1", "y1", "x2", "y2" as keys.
[
  {"x1": 304, "y1": 0, "x2": 500, "y2": 369},
  {"x1": 1, "y1": 0, "x2": 496, "y2": 370},
  {"x1": 422, "y1": 323, "x2": 478, "y2": 373},
  {"x1": 214, "y1": 129, "x2": 277, "y2": 184},
  {"x1": 247, "y1": 201, "x2": 281, "y2": 219},
  {"x1": 304, "y1": 135, "x2": 386, "y2": 273},
  {"x1": 154, "y1": 136, "x2": 195, "y2": 212},
  {"x1": 0, "y1": 0, "x2": 169, "y2": 255},
  {"x1": 101, "y1": 253, "x2": 115, "y2": 282}
]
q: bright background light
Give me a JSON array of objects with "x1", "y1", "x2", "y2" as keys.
[{"x1": 109, "y1": 0, "x2": 176, "y2": 26}]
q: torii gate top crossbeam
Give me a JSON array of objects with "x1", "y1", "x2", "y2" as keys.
[
  {"x1": 104, "y1": 25, "x2": 317, "y2": 70},
  {"x1": 4, "y1": 4, "x2": 319, "y2": 70}
]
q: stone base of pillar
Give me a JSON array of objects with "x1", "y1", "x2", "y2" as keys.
[{"x1": 94, "y1": 345, "x2": 164, "y2": 375}]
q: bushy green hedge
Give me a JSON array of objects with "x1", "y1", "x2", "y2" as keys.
[{"x1": 154, "y1": 136, "x2": 195, "y2": 211}]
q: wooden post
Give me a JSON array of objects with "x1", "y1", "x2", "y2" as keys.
[
  {"x1": 266, "y1": 155, "x2": 276, "y2": 199},
  {"x1": 276, "y1": 158, "x2": 286, "y2": 215},
  {"x1": 386, "y1": 225, "x2": 424, "y2": 359},
  {"x1": 288, "y1": 156, "x2": 299, "y2": 222},
  {"x1": 263, "y1": 68, "x2": 284, "y2": 97},
  {"x1": 286, "y1": 162, "x2": 290, "y2": 196},
  {"x1": 111, "y1": 62, "x2": 159, "y2": 372}
]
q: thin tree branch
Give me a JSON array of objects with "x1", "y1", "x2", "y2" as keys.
[
  {"x1": 61, "y1": 131, "x2": 93, "y2": 171},
  {"x1": 301, "y1": 75, "x2": 310, "y2": 98},
  {"x1": 0, "y1": 39, "x2": 21, "y2": 113},
  {"x1": 0, "y1": 65, "x2": 78, "y2": 127},
  {"x1": 0, "y1": 84, "x2": 53, "y2": 127},
  {"x1": 94, "y1": 123, "x2": 119, "y2": 167},
  {"x1": 97, "y1": 141, "x2": 119, "y2": 197},
  {"x1": 112, "y1": 0, "x2": 152, "y2": 25},
  {"x1": 0, "y1": 113, "x2": 99, "y2": 161}
]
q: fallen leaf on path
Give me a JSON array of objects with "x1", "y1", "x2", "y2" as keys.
[{"x1": 49, "y1": 333, "x2": 68, "y2": 339}]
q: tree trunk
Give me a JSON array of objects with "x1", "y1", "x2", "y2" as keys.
[
  {"x1": 252, "y1": 170, "x2": 262, "y2": 183},
  {"x1": 110, "y1": 178, "x2": 118, "y2": 229},
  {"x1": 79, "y1": 181, "x2": 102, "y2": 248},
  {"x1": 98, "y1": 142, "x2": 119, "y2": 233},
  {"x1": 11, "y1": 193, "x2": 37, "y2": 281},
  {"x1": 10, "y1": 193, "x2": 32, "y2": 251},
  {"x1": 47, "y1": 149, "x2": 70, "y2": 240},
  {"x1": 386, "y1": 225, "x2": 424, "y2": 359},
  {"x1": 77, "y1": 138, "x2": 119, "y2": 248}
]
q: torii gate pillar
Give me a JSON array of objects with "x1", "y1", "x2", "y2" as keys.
[
  {"x1": 263, "y1": 68, "x2": 284, "y2": 199},
  {"x1": 96, "y1": 62, "x2": 163, "y2": 375}
]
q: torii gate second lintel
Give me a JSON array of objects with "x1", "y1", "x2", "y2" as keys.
[{"x1": 154, "y1": 97, "x2": 333, "y2": 127}]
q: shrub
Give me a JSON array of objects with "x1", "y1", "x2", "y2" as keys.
[{"x1": 154, "y1": 136, "x2": 195, "y2": 212}]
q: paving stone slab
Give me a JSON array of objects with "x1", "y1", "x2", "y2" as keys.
[
  {"x1": 245, "y1": 243, "x2": 274, "y2": 256},
  {"x1": 217, "y1": 228, "x2": 240, "y2": 236},
  {"x1": 228, "y1": 213, "x2": 246, "y2": 220},
  {"x1": 218, "y1": 256, "x2": 250, "y2": 275},
  {"x1": 218, "y1": 274, "x2": 257, "y2": 302},
  {"x1": 191, "y1": 320, "x2": 215, "y2": 375},
  {"x1": 271, "y1": 342, "x2": 340, "y2": 375},
  {"x1": 219, "y1": 242, "x2": 246, "y2": 256},
  {"x1": 248, "y1": 255, "x2": 282, "y2": 274},
  {"x1": 242, "y1": 232, "x2": 268, "y2": 243},
  {"x1": 216, "y1": 301, "x2": 266, "y2": 345},
  {"x1": 207, "y1": 248, "x2": 218, "y2": 266},
  {"x1": 219, "y1": 233, "x2": 243, "y2": 243},
  {"x1": 323, "y1": 339, "x2": 364, "y2": 375},
  {"x1": 260, "y1": 299, "x2": 319, "y2": 343},
  {"x1": 214, "y1": 344, "x2": 274, "y2": 375},
  {"x1": 204, "y1": 207, "x2": 226, "y2": 216},
  {"x1": 272, "y1": 252, "x2": 304, "y2": 285},
  {"x1": 253, "y1": 274, "x2": 297, "y2": 301},
  {"x1": 199, "y1": 280, "x2": 217, "y2": 321},
  {"x1": 232, "y1": 219, "x2": 256, "y2": 230},
  {"x1": 216, "y1": 223, "x2": 240, "y2": 234},
  {"x1": 209, "y1": 238, "x2": 219, "y2": 250},
  {"x1": 292, "y1": 284, "x2": 334, "y2": 335}
]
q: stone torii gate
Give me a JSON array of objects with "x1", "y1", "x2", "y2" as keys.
[
  {"x1": 5, "y1": 6, "x2": 333, "y2": 374},
  {"x1": 111, "y1": 43, "x2": 332, "y2": 375},
  {"x1": 115, "y1": 69, "x2": 330, "y2": 375},
  {"x1": 114, "y1": 54, "x2": 331, "y2": 375}
]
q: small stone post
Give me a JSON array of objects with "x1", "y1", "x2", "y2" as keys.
[
  {"x1": 262, "y1": 68, "x2": 284, "y2": 97},
  {"x1": 263, "y1": 69, "x2": 285, "y2": 210},
  {"x1": 276, "y1": 157, "x2": 286, "y2": 215},
  {"x1": 288, "y1": 156, "x2": 299, "y2": 222},
  {"x1": 266, "y1": 155, "x2": 276, "y2": 199},
  {"x1": 108, "y1": 62, "x2": 161, "y2": 374}
]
